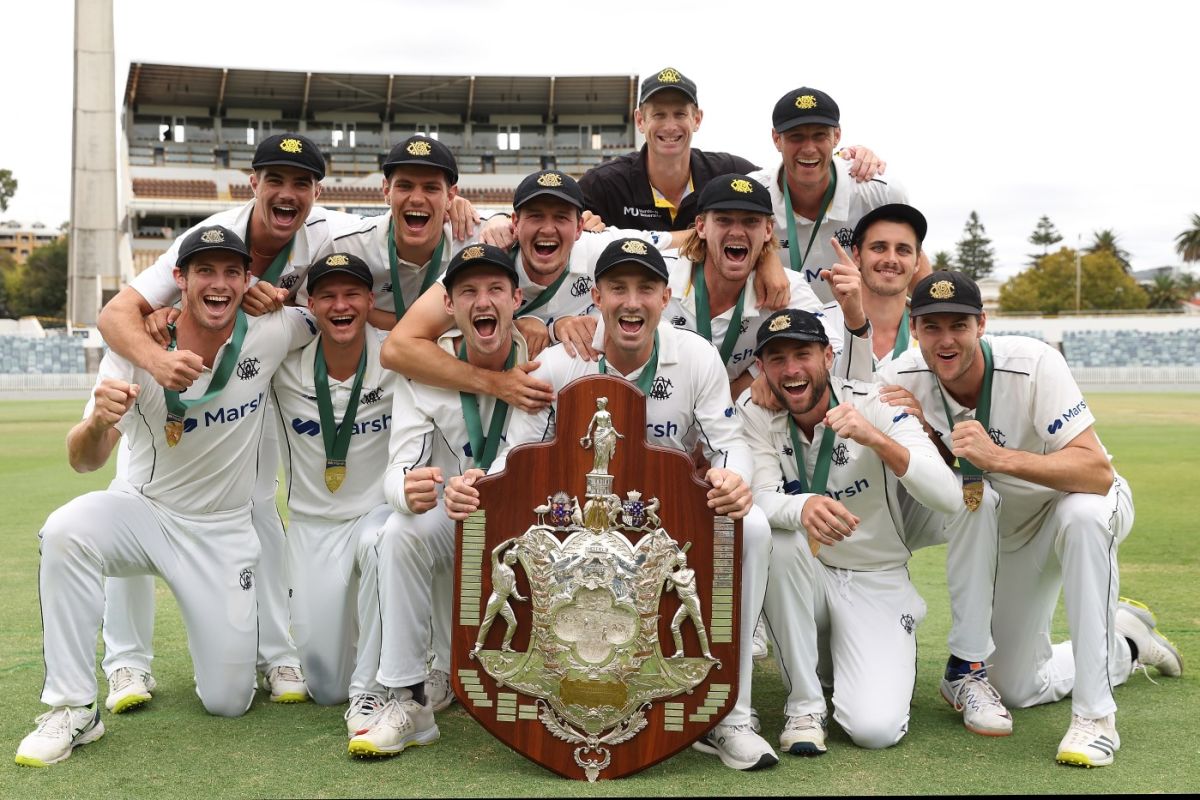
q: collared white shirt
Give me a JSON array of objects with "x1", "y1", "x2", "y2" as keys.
[
  {"x1": 130, "y1": 201, "x2": 357, "y2": 309},
  {"x1": 271, "y1": 325, "x2": 396, "y2": 521},
  {"x1": 747, "y1": 158, "x2": 909, "y2": 304},
  {"x1": 742, "y1": 377, "x2": 959, "y2": 571},
  {"x1": 492, "y1": 322, "x2": 751, "y2": 481},
  {"x1": 88, "y1": 308, "x2": 316, "y2": 514},
  {"x1": 819, "y1": 300, "x2": 917, "y2": 376},
  {"x1": 878, "y1": 335, "x2": 1119, "y2": 549}
]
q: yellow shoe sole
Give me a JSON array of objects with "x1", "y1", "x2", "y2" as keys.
[
  {"x1": 271, "y1": 692, "x2": 310, "y2": 704},
  {"x1": 1056, "y1": 751, "x2": 1110, "y2": 768},
  {"x1": 347, "y1": 733, "x2": 439, "y2": 759},
  {"x1": 110, "y1": 694, "x2": 152, "y2": 714},
  {"x1": 14, "y1": 755, "x2": 49, "y2": 768}
]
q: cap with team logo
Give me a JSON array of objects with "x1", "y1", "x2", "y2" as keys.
[
  {"x1": 851, "y1": 203, "x2": 929, "y2": 249},
  {"x1": 176, "y1": 225, "x2": 250, "y2": 268},
  {"x1": 513, "y1": 169, "x2": 584, "y2": 211},
  {"x1": 251, "y1": 133, "x2": 326, "y2": 180},
  {"x1": 443, "y1": 243, "x2": 519, "y2": 290},
  {"x1": 595, "y1": 238, "x2": 669, "y2": 283},
  {"x1": 305, "y1": 252, "x2": 374, "y2": 294},
  {"x1": 754, "y1": 309, "x2": 830, "y2": 355},
  {"x1": 639, "y1": 67, "x2": 698, "y2": 105},
  {"x1": 382, "y1": 135, "x2": 459, "y2": 184},
  {"x1": 772, "y1": 87, "x2": 840, "y2": 133},
  {"x1": 698, "y1": 174, "x2": 773, "y2": 215},
  {"x1": 909, "y1": 270, "x2": 983, "y2": 317}
]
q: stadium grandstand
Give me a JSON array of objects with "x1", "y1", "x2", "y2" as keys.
[{"x1": 122, "y1": 63, "x2": 639, "y2": 272}]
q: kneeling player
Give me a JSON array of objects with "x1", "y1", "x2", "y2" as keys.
[
  {"x1": 16, "y1": 227, "x2": 314, "y2": 766},
  {"x1": 744, "y1": 310, "x2": 960, "y2": 753}
]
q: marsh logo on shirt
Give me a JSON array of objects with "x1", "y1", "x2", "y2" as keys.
[
  {"x1": 649, "y1": 376, "x2": 673, "y2": 400},
  {"x1": 835, "y1": 228, "x2": 853, "y2": 248},
  {"x1": 989, "y1": 427, "x2": 1007, "y2": 447},
  {"x1": 831, "y1": 442, "x2": 850, "y2": 466},
  {"x1": 236, "y1": 357, "x2": 261, "y2": 380},
  {"x1": 570, "y1": 276, "x2": 593, "y2": 298},
  {"x1": 900, "y1": 613, "x2": 915, "y2": 634},
  {"x1": 1048, "y1": 400, "x2": 1088, "y2": 434}
]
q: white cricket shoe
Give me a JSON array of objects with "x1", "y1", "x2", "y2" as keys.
[
  {"x1": 263, "y1": 665, "x2": 309, "y2": 703},
  {"x1": 15, "y1": 706, "x2": 105, "y2": 767},
  {"x1": 752, "y1": 617, "x2": 769, "y2": 661},
  {"x1": 941, "y1": 667, "x2": 1013, "y2": 736},
  {"x1": 425, "y1": 669, "x2": 456, "y2": 713},
  {"x1": 105, "y1": 667, "x2": 157, "y2": 714},
  {"x1": 344, "y1": 692, "x2": 386, "y2": 738},
  {"x1": 692, "y1": 722, "x2": 779, "y2": 770},
  {"x1": 780, "y1": 712, "x2": 828, "y2": 755},
  {"x1": 1056, "y1": 713, "x2": 1120, "y2": 767},
  {"x1": 347, "y1": 696, "x2": 440, "y2": 758},
  {"x1": 1117, "y1": 598, "x2": 1183, "y2": 678}
]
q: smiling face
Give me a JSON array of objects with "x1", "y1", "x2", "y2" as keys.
[
  {"x1": 771, "y1": 123, "x2": 842, "y2": 188},
  {"x1": 854, "y1": 220, "x2": 920, "y2": 298},
  {"x1": 383, "y1": 164, "x2": 456, "y2": 257},
  {"x1": 307, "y1": 274, "x2": 374, "y2": 348},
  {"x1": 249, "y1": 165, "x2": 320, "y2": 241},
  {"x1": 757, "y1": 339, "x2": 834, "y2": 418},
  {"x1": 513, "y1": 197, "x2": 583, "y2": 283},
  {"x1": 174, "y1": 252, "x2": 250, "y2": 331},
  {"x1": 696, "y1": 209, "x2": 774, "y2": 285},
  {"x1": 592, "y1": 264, "x2": 670, "y2": 361},
  {"x1": 635, "y1": 91, "x2": 702, "y2": 160},
  {"x1": 914, "y1": 312, "x2": 987, "y2": 388},
  {"x1": 444, "y1": 266, "x2": 521, "y2": 364}
]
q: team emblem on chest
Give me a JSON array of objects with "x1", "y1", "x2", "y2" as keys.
[
  {"x1": 648, "y1": 376, "x2": 673, "y2": 400},
  {"x1": 831, "y1": 442, "x2": 850, "y2": 466},
  {"x1": 237, "y1": 357, "x2": 261, "y2": 380}
]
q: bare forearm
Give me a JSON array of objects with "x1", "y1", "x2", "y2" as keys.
[
  {"x1": 97, "y1": 291, "x2": 161, "y2": 371},
  {"x1": 367, "y1": 308, "x2": 398, "y2": 331},
  {"x1": 991, "y1": 447, "x2": 1114, "y2": 495},
  {"x1": 381, "y1": 335, "x2": 496, "y2": 394},
  {"x1": 66, "y1": 420, "x2": 119, "y2": 473}
]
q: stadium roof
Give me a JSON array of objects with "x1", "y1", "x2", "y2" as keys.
[{"x1": 124, "y1": 63, "x2": 638, "y2": 120}]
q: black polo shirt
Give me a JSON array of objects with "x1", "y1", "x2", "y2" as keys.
[{"x1": 578, "y1": 145, "x2": 759, "y2": 232}]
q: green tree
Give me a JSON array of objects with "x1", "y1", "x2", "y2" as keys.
[
  {"x1": 0, "y1": 168, "x2": 15, "y2": 212},
  {"x1": 999, "y1": 247, "x2": 1147, "y2": 314},
  {"x1": 1174, "y1": 213, "x2": 1200, "y2": 264},
  {"x1": 0, "y1": 251, "x2": 18, "y2": 318},
  {"x1": 1084, "y1": 229, "x2": 1131, "y2": 272},
  {"x1": 954, "y1": 211, "x2": 995, "y2": 280},
  {"x1": 1027, "y1": 214, "x2": 1063, "y2": 262},
  {"x1": 14, "y1": 237, "x2": 68, "y2": 319},
  {"x1": 932, "y1": 251, "x2": 953, "y2": 270}
]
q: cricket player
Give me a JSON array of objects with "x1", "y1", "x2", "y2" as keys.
[
  {"x1": 16, "y1": 226, "x2": 315, "y2": 767},
  {"x1": 878, "y1": 270, "x2": 1183, "y2": 766},
  {"x1": 748, "y1": 88, "x2": 928, "y2": 305},
  {"x1": 743, "y1": 309, "x2": 960, "y2": 754},
  {"x1": 348, "y1": 243, "x2": 531, "y2": 757},
  {"x1": 446, "y1": 239, "x2": 779, "y2": 771},
  {"x1": 270, "y1": 253, "x2": 396, "y2": 733}
]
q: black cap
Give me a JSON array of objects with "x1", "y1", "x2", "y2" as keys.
[
  {"x1": 443, "y1": 243, "x2": 519, "y2": 290},
  {"x1": 513, "y1": 170, "x2": 584, "y2": 211},
  {"x1": 852, "y1": 203, "x2": 928, "y2": 249},
  {"x1": 382, "y1": 135, "x2": 459, "y2": 184},
  {"x1": 754, "y1": 309, "x2": 830, "y2": 355},
  {"x1": 698, "y1": 174, "x2": 773, "y2": 215},
  {"x1": 595, "y1": 238, "x2": 669, "y2": 283},
  {"x1": 772, "y1": 88, "x2": 840, "y2": 133},
  {"x1": 305, "y1": 252, "x2": 374, "y2": 294},
  {"x1": 176, "y1": 225, "x2": 249, "y2": 269},
  {"x1": 252, "y1": 133, "x2": 326, "y2": 180},
  {"x1": 639, "y1": 67, "x2": 698, "y2": 105},
  {"x1": 910, "y1": 271, "x2": 984, "y2": 317}
]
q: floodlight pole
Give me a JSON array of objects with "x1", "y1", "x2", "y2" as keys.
[{"x1": 1075, "y1": 234, "x2": 1082, "y2": 313}]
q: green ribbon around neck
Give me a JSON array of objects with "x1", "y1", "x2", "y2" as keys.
[
  {"x1": 163, "y1": 310, "x2": 248, "y2": 442},
  {"x1": 599, "y1": 330, "x2": 660, "y2": 396},
  {"x1": 457, "y1": 341, "x2": 517, "y2": 470},
  {"x1": 244, "y1": 218, "x2": 295, "y2": 285},
  {"x1": 387, "y1": 218, "x2": 444, "y2": 319},
  {"x1": 935, "y1": 338, "x2": 994, "y2": 479},
  {"x1": 782, "y1": 165, "x2": 837, "y2": 273},
  {"x1": 516, "y1": 263, "x2": 570, "y2": 318},
  {"x1": 691, "y1": 261, "x2": 745, "y2": 365},
  {"x1": 786, "y1": 383, "x2": 841, "y2": 496},
  {"x1": 314, "y1": 338, "x2": 369, "y2": 489}
]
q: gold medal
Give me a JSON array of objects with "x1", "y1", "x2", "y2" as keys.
[
  {"x1": 962, "y1": 476, "x2": 983, "y2": 512},
  {"x1": 165, "y1": 418, "x2": 184, "y2": 447},
  {"x1": 808, "y1": 535, "x2": 821, "y2": 557},
  {"x1": 325, "y1": 461, "x2": 347, "y2": 493}
]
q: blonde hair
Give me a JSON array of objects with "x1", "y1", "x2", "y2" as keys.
[{"x1": 678, "y1": 213, "x2": 778, "y2": 265}]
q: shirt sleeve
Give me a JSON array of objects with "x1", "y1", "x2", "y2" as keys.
[
  {"x1": 384, "y1": 379, "x2": 438, "y2": 514},
  {"x1": 85, "y1": 351, "x2": 139, "y2": 435},
  {"x1": 129, "y1": 244, "x2": 185, "y2": 309},
  {"x1": 875, "y1": 401, "x2": 961, "y2": 514},
  {"x1": 488, "y1": 358, "x2": 559, "y2": 474},
  {"x1": 689, "y1": 343, "x2": 752, "y2": 481},
  {"x1": 277, "y1": 307, "x2": 319, "y2": 351},
  {"x1": 741, "y1": 392, "x2": 811, "y2": 531},
  {"x1": 1030, "y1": 343, "x2": 1095, "y2": 449}
]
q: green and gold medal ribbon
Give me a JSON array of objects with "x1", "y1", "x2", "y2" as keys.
[
  {"x1": 599, "y1": 330, "x2": 660, "y2": 396},
  {"x1": 516, "y1": 264, "x2": 570, "y2": 318},
  {"x1": 782, "y1": 165, "x2": 837, "y2": 273},
  {"x1": 786, "y1": 383, "x2": 840, "y2": 554},
  {"x1": 243, "y1": 220, "x2": 295, "y2": 286},
  {"x1": 691, "y1": 261, "x2": 745, "y2": 365},
  {"x1": 162, "y1": 310, "x2": 248, "y2": 446},
  {"x1": 457, "y1": 341, "x2": 517, "y2": 470},
  {"x1": 934, "y1": 338, "x2": 994, "y2": 512},
  {"x1": 387, "y1": 218, "x2": 444, "y2": 319},
  {"x1": 314, "y1": 339, "x2": 368, "y2": 492}
]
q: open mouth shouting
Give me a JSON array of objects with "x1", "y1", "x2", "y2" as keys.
[
  {"x1": 472, "y1": 313, "x2": 499, "y2": 340},
  {"x1": 401, "y1": 209, "x2": 432, "y2": 234},
  {"x1": 329, "y1": 313, "x2": 356, "y2": 331},
  {"x1": 617, "y1": 313, "x2": 645, "y2": 335},
  {"x1": 795, "y1": 157, "x2": 822, "y2": 173},
  {"x1": 203, "y1": 294, "x2": 232, "y2": 314},
  {"x1": 271, "y1": 204, "x2": 299, "y2": 227},
  {"x1": 532, "y1": 239, "x2": 560, "y2": 259},
  {"x1": 781, "y1": 377, "x2": 810, "y2": 400},
  {"x1": 722, "y1": 243, "x2": 750, "y2": 265}
]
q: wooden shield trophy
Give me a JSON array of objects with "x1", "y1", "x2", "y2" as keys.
[{"x1": 451, "y1": 375, "x2": 742, "y2": 781}]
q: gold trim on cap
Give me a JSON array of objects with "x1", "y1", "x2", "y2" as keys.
[
  {"x1": 406, "y1": 140, "x2": 433, "y2": 156},
  {"x1": 794, "y1": 95, "x2": 817, "y2": 110},
  {"x1": 657, "y1": 68, "x2": 682, "y2": 83},
  {"x1": 929, "y1": 280, "x2": 955, "y2": 300},
  {"x1": 620, "y1": 240, "x2": 648, "y2": 255},
  {"x1": 730, "y1": 179, "x2": 753, "y2": 194},
  {"x1": 461, "y1": 245, "x2": 486, "y2": 261},
  {"x1": 199, "y1": 229, "x2": 225, "y2": 244},
  {"x1": 769, "y1": 314, "x2": 792, "y2": 332},
  {"x1": 536, "y1": 172, "x2": 564, "y2": 187},
  {"x1": 325, "y1": 254, "x2": 350, "y2": 267},
  {"x1": 279, "y1": 138, "x2": 303, "y2": 153}
]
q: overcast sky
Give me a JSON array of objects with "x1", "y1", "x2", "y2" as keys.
[{"x1": 3, "y1": 0, "x2": 1197, "y2": 277}]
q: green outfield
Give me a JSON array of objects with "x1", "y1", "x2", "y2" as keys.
[{"x1": 1, "y1": 395, "x2": 1197, "y2": 797}]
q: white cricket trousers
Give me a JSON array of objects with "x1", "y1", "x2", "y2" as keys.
[
  {"x1": 39, "y1": 488, "x2": 258, "y2": 716},
  {"x1": 763, "y1": 528, "x2": 925, "y2": 749},
  {"x1": 286, "y1": 506, "x2": 390, "y2": 705},
  {"x1": 101, "y1": 409, "x2": 300, "y2": 676}
]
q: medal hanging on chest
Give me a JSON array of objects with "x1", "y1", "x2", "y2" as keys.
[
  {"x1": 936, "y1": 339, "x2": 994, "y2": 512},
  {"x1": 162, "y1": 312, "x2": 248, "y2": 447},
  {"x1": 314, "y1": 340, "x2": 368, "y2": 492},
  {"x1": 787, "y1": 385, "x2": 840, "y2": 555}
]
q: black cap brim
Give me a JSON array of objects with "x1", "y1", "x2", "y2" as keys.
[
  {"x1": 178, "y1": 244, "x2": 249, "y2": 268},
  {"x1": 383, "y1": 158, "x2": 457, "y2": 184},
  {"x1": 703, "y1": 199, "x2": 773, "y2": 215},
  {"x1": 854, "y1": 204, "x2": 928, "y2": 247},
  {"x1": 910, "y1": 302, "x2": 981, "y2": 317},
  {"x1": 308, "y1": 267, "x2": 373, "y2": 294},
  {"x1": 754, "y1": 331, "x2": 829, "y2": 356},
  {"x1": 641, "y1": 85, "x2": 698, "y2": 105},
  {"x1": 250, "y1": 158, "x2": 324, "y2": 178},
  {"x1": 774, "y1": 115, "x2": 840, "y2": 133},
  {"x1": 515, "y1": 188, "x2": 583, "y2": 211},
  {"x1": 595, "y1": 256, "x2": 668, "y2": 283}
]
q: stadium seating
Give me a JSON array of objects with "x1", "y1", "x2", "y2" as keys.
[
  {"x1": 0, "y1": 335, "x2": 88, "y2": 374},
  {"x1": 132, "y1": 179, "x2": 218, "y2": 200},
  {"x1": 1062, "y1": 329, "x2": 1200, "y2": 367}
]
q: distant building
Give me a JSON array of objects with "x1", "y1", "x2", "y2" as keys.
[{"x1": 0, "y1": 221, "x2": 64, "y2": 265}]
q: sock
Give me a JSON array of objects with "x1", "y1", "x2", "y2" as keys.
[
  {"x1": 945, "y1": 655, "x2": 986, "y2": 680},
  {"x1": 407, "y1": 682, "x2": 427, "y2": 706},
  {"x1": 1125, "y1": 637, "x2": 1139, "y2": 664}
]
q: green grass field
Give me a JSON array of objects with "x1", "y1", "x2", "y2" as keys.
[{"x1": 1, "y1": 395, "x2": 1197, "y2": 797}]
